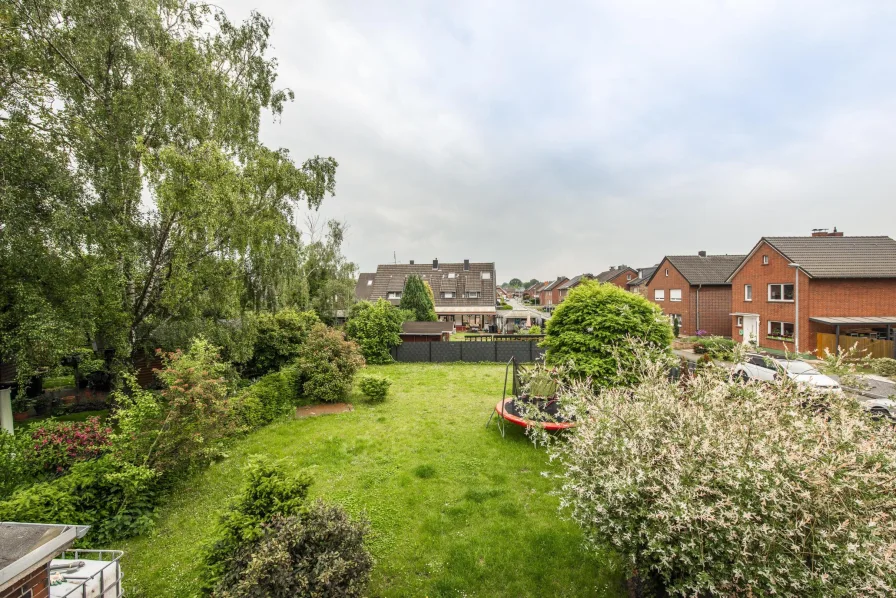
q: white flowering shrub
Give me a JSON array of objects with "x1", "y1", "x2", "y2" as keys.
[{"x1": 545, "y1": 347, "x2": 896, "y2": 596}]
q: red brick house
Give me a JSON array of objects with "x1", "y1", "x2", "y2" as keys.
[
  {"x1": 595, "y1": 265, "x2": 638, "y2": 288},
  {"x1": 727, "y1": 232, "x2": 896, "y2": 356},
  {"x1": 626, "y1": 265, "x2": 658, "y2": 296},
  {"x1": 556, "y1": 274, "x2": 593, "y2": 302},
  {"x1": 645, "y1": 252, "x2": 745, "y2": 336},
  {"x1": 539, "y1": 277, "x2": 568, "y2": 309}
]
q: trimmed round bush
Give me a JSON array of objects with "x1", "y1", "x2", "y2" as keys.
[
  {"x1": 541, "y1": 281, "x2": 672, "y2": 385},
  {"x1": 872, "y1": 357, "x2": 896, "y2": 379},
  {"x1": 296, "y1": 324, "x2": 365, "y2": 403},
  {"x1": 358, "y1": 374, "x2": 391, "y2": 402}
]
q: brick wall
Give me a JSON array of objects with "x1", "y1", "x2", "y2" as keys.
[
  {"x1": 695, "y1": 285, "x2": 734, "y2": 337},
  {"x1": 0, "y1": 563, "x2": 50, "y2": 598},
  {"x1": 646, "y1": 260, "x2": 693, "y2": 334},
  {"x1": 606, "y1": 269, "x2": 638, "y2": 288}
]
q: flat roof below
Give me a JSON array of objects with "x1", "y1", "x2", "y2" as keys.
[
  {"x1": 809, "y1": 316, "x2": 896, "y2": 326},
  {"x1": 435, "y1": 306, "x2": 497, "y2": 314}
]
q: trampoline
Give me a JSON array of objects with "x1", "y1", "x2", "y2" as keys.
[{"x1": 486, "y1": 358, "x2": 577, "y2": 436}]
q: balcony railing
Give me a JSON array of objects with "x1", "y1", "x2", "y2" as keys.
[{"x1": 50, "y1": 549, "x2": 124, "y2": 598}]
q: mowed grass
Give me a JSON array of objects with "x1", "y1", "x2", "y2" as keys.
[{"x1": 119, "y1": 363, "x2": 624, "y2": 597}]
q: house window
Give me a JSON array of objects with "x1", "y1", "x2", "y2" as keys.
[
  {"x1": 737, "y1": 316, "x2": 744, "y2": 327},
  {"x1": 762, "y1": 255, "x2": 769, "y2": 265},
  {"x1": 744, "y1": 284, "x2": 752, "y2": 301},
  {"x1": 670, "y1": 289, "x2": 682, "y2": 302},
  {"x1": 448, "y1": 272, "x2": 456, "y2": 279},
  {"x1": 665, "y1": 269, "x2": 669, "y2": 277},
  {"x1": 387, "y1": 291, "x2": 402, "y2": 299},
  {"x1": 481, "y1": 272, "x2": 491, "y2": 279},
  {"x1": 441, "y1": 292, "x2": 455, "y2": 299},
  {"x1": 768, "y1": 321, "x2": 794, "y2": 340},
  {"x1": 768, "y1": 283, "x2": 794, "y2": 302},
  {"x1": 465, "y1": 291, "x2": 480, "y2": 299},
  {"x1": 627, "y1": 274, "x2": 633, "y2": 281},
  {"x1": 366, "y1": 279, "x2": 372, "y2": 286},
  {"x1": 654, "y1": 289, "x2": 665, "y2": 301}
]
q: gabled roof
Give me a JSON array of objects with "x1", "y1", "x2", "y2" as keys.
[
  {"x1": 544, "y1": 277, "x2": 568, "y2": 292},
  {"x1": 649, "y1": 254, "x2": 746, "y2": 286},
  {"x1": 595, "y1": 265, "x2": 637, "y2": 283},
  {"x1": 627, "y1": 265, "x2": 658, "y2": 287},
  {"x1": 366, "y1": 261, "x2": 496, "y2": 308},
  {"x1": 727, "y1": 236, "x2": 896, "y2": 280},
  {"x1": 354, "y1": 273, "x2": 376, "y2": 301},
  {"x1": 558, "y1": 274, "x2": 592, "y2": 290}
]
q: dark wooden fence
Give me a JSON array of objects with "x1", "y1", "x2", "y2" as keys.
[{"x1": 390, "y1": 340, "x2": 545, "y2": 363}]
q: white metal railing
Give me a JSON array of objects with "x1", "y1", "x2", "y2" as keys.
[{"x1": 50, "y1": 549, "x2": 124, "y2": 598}]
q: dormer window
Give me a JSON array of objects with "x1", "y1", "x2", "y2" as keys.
[
  {"x1": 387, "y1": 291, "x2": 402, "y2": 299},
  {"x1": 465, "y1": 291, "x2": 480, "y2": 299},
  {"x1": 448, "y1": 272, "x2": 456, "y2": 279},
  {"x1": 481, "y1": 272, "x2": 491, "y2": 279}
]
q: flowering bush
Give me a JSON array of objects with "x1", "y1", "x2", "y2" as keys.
[
  {"x1": 296, "y1": 324, "x2": 365, "y2": 403},
  {"x1": 30, "y1": 417, "x2": 111, "y2": 474},
  {"x1": 542, "y1": 347, "x2": 896, "y2": 596}
]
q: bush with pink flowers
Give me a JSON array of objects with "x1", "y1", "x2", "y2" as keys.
[{"x1": 30, "y1": 417, "x2": 112, "y2": 474}]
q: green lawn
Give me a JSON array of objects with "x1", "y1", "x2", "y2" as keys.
[{"x1": 118, "y1": 363, "x2": 623, "y2": 597}]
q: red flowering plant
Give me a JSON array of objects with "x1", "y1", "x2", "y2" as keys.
[{"x1": 30, "y1": 417, "x2": 112, "y2": 475}]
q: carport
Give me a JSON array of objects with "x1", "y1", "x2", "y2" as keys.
[{"x1": 810, "y1": 316, "x2": 896, "y2": 358}]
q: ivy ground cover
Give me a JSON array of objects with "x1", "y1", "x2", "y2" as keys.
[{"x1": 119, "y1": 363, "x2": 623, "y2": 597}]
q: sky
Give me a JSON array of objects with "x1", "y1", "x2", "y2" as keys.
[{"x1": 217, "y1": 0, "x2": 896, "y2": 283}]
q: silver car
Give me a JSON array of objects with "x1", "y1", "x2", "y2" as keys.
[
  {"x1": 862, "y1": 397, "x2": 896, "y2": 421},
  {"x1": 733, "y1": 353, "x2": 842, "y2": 393}
]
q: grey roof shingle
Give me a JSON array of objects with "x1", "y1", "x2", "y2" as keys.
[
  {"x1": 627, "y1": 265, "x2": 658, "y2": 287},
  {"x1": 761, "y1": 236, "x2": 896, "y2": 278},
  {"x1": 664, "y1": 254, "x2": 746, "y2": 285},
  {"x1": 558, "y1": 274, "x2": 592, "y2": 290},
  {"x1": 354, "y1": 273, "x2": 376, "y2": 301},
  {"x1": 595, "y1": 265, "x2": 637, "y2": 283},
  {"x1": 366, "y1": 262, "x2": 496, "y2": 309},
  {"x1": 544, "y1": 277, "x2": 568, "y2": 291},
  {"x1": 401, "y1": 321, "x2": 455, "y2": 334}
]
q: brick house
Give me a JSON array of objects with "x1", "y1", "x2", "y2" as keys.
[
  {"x1": 365, "y1": 259, "x2": 497, "y2": 331},
  {"x1": 626, "y1": 265, "x2": 658, "y2": 296},
  {"x1": 522, "y1": 282, "x2": 541, "y2": 301},
  {"x1": 595, "y1": 265, "x2": 639, "y2": 288},
  {"x1": 539, "y1": 277, "x2": 568, "y2": 309},
  {"x1": 556, "y1": 274, "x2": 593, "y2": 302},
  {"x1": 727, "y1": 232, "x2": 896, "y2": 355},
  {"x1": 645, "y1": 252, "x2": 745, "y2": 336}
]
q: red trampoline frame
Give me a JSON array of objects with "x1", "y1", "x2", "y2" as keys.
[{"x1": 494, "y1": 397, "x2": 577, "y2": 431}]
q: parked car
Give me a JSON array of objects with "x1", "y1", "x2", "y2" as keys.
[
  {"x1": 733, "y1": 354, "x2": 842, "y2": 393},
  {"x1": 862, "y1": 397, "x2": 896, "y2": 421}
]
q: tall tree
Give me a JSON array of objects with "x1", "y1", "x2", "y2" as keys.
[
  {"x1": 399, "y1": 274, "x2": 437, "y2": 322},
  {"x1": 0, "y1": 0, "x2": 338, "y2": 376},
  {"x1": 508, "y1": 278, "x2": 524, "y2": 288}
]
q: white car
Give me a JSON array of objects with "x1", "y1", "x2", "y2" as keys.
[
  {"x1": 734, "y1": 354, "x2": 842, "y2": 393},
  {"x1": 862, "y1": 398, "x2": 896, "y2": 421}
]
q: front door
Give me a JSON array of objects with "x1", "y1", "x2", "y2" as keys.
[{"x1": 742, "y1": 315, "x2": 759, "y2": 346}]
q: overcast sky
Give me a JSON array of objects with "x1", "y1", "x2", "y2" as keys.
[{"x1": 219, "y1": 0, "x2": 896, "y2": 283}]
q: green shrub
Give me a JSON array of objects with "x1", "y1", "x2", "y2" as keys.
[
  {"x1": 399, "y1": 274, "x2": 437, "y2": 321},
  {"x1": 528, "y1": 325, "x2": 541, "y2": 334},
  {"x1": 345, "y1": 299, "x2": 404, "y2": 364},
  {"x1": 0, "y1": 455, "x2": 159, "y2": 544},
  {"x1": 0, "y1": 430, "x2": 37, "y2": 499},
  {"x1": 202, "y1": 456, "x2": 313, "y2": 593},
  {"x1": 497, "y1": 303, "x2": 513, "y2": 310},
  {"x1": 872, "y1": 357, "x2": 896, "y2": 379},
  {"x1": 214, "y1": 504, "x2": 372, "y2": 598},
  {"x1": 246, "y1": 309, "x2": 320, "y2": 377},
  {"x1": 296, "y1": 324, "x2": 365, "y2": 403},
  {"x1": 545, "y1": 348, "x2": 896, "y2": 596},
  {"x1": 358, "y1": 375, "x2": 391, "y2": 402},
  {"x1": 693, "y1": 336, "x2": 736, "y2": 360},
  {"x1": 542, "y1": 281, "x2": 672, "y2": 385}
]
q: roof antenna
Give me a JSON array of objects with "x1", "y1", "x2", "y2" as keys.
[{"x1": 393, "y1": 251, "x2": 397, "y2": 264}]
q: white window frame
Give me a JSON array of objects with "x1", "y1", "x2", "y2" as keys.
[
  {"x1": 465, "y1": 291, "x2": 480, "y2": 299},
  {"x1": 481, "y1": 272, "x2": 491, "y2": 280},
  {"x1": 768, "y1": 320, "x2": 795, "y2": 339},
  {"x1": 448, "y1": 272, "x2": 456, "y2": 279},
  {"x1": 627, "y1": 274, "x2": 633, "y2": 281},
  {"x1": 762, "y1": 255, "x2": 769, "y2": 265},
  {"x1": 441, "y1": 292, "x2": 455, "y2": 299},
  {"x1": 665, "y1": 268, "x2": 669, "y2": 277},
  {"x1": 768, "y1": 283, "x2": 795, "y2": 302},
  {"x1": 387, "y1": 291, "x2": 402, "y2": 299},
  {"x1": 366, "y1": 279, "x2": 373, "y2": 286},
  {"x1": 670, "y1": 289, "x2": 682, "y2": 302},
  {"x1": 736, "y1": 316, "x2": 744, "y2": 327},
  {"x1": 744, "y1": 284, "x2": 752, "y2": 301},
  {"x1": 654, "y1": 289, "x2": 665, "y2": 301}
]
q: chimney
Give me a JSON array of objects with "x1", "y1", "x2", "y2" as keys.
[
  {"x1": 410, "y1": 260, "x2": 414, "y2": 265},
  {"x1": 698, "y1": 250, "x2": 707, "y2": 257},
  {"x1": 463, "y1": 259, "x2": 470, "y2": 271},
  {"x1": 432, "y1": 258, "x2": 438, "y2": 270},
  {"x1": 812, "y1": 227, "x2": 844, "y2": 238},
  {"x1": 609, "y1": 266, "x2": 616, "y2": 271}
]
